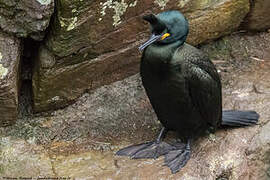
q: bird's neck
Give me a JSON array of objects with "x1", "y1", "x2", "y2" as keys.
[{"x1": 144, "y1": 41, "x2": 183, "y2": 64}]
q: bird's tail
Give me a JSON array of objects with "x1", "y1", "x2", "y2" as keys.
[{"x1": 221, "y1": 110, "x2": 259, "y2": 126}]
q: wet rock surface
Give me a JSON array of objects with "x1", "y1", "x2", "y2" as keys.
[
  {"x1": 0, "y1": 0, "x2": 54, "y2": 40},
  {"x1": 0, "y1": 32, "x2": 21, "y2": 127},
  {"x1": 32, "y1": 0, "x2": 251, "y2": 112},
  {"x1": 1, "y1": 32, "x2": 270, "y2": 179}
]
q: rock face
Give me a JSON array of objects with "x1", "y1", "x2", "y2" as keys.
[
  {"x1": 1, "y1": 32, "x2": 270, "y2": 178},
  {"x1": 0, "y1": 32, "x2": 21, "y2": 126},
  {"x1": 0, "y1": 0, "x2": 54, "y2": 40},
  {"x1": 243, "y1": 0, "x2": 270, "y2": 31},
  {"x1": 32, "y1": 0, "x2": 250, "y2": 112},
  {"x1": 182, "y1": 0, "x2": 250, "y2": 45},
  {"x1": 1, "y1": 51, "x2": 270, "y2": 178},
  {"x1": 0, "y1": 137, "x2": 54, "y2": 177}
]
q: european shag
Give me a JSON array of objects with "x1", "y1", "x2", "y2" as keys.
[{"x1": 116, "y1": 10, "x2": 259, "y2": 174}]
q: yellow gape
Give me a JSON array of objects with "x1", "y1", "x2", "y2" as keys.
[{"x1": 161, "y1": 33, "x2": 170, "y2": 40}]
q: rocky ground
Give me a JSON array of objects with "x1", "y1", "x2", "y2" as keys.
[{"x1": 0, "y1": 32, "x2": 270, "y2": 179}]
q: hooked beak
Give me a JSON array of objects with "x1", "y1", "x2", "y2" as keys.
[
  {"x1": 138, "y1": 33, "x2": 170, "y2": 51},
  {"x1": 138, "y1": 34, "x2": 162, "y2": 51}
]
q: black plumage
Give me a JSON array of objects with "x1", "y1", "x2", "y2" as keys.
[
  {"x1": 141, "y1": 42, "x2": 222, "y2": 138},
  {"x1": 116, "y1": 10, "x2": 259, "y2": 174}
]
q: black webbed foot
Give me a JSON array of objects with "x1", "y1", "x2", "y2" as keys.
[
  {"x1": 116, "y1": 141, "x2": 176, "y2": 159},
  {"x1": 164, "y1": 140, "x2": 191, "y2": 174},
  {"x1": 116, "y1": 127, "x2": 174, "y2": 159}
]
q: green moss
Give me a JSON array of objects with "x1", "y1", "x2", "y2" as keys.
[
  {"x1": 0, "y1": 143, "x2": 4, "y2": 174},
  {"x1": 267, "y1": 167, "x2": 270, "y2": 177},
  {"x1": 0, "y1": 164, "x2": 4, "y2": 174},
  {"x1": 204, "y1": 37, "x2": 233, "y2": 60}
]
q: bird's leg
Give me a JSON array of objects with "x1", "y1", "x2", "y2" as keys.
[
  {"x1": 116, "y1": 127, "x2": 176, "y2": 159},
  {"x1": 156, "y1": 127, "x2": 167, "y2": 143},
  {"x1": 164, "y1": 139, "x2": 191, "y2": 174}
]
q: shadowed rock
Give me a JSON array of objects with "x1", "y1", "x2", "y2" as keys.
[
  {"x1": 243, "y1": 0, "x2": 270, "y2": 31},
  {"x1": 1, "y1": 32, "x2": 270, "y2": 179},
  {"x1": 0, "y1": 31, "x2": 21, "y2": 127},
  {"x1": 1, "y1": 61, "x2": 270, "y2": 179},
  {"x1": 32, "y1": 0, "x2": 251, "y2": 112},
  {"x1": 0, "y1": 0, "x2": 54, "y2": 40}
]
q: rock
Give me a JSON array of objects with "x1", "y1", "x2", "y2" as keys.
[
  {"x1": 32, "y1": 0, "x2": 250, "y2": 112},
  {"x1": 1, "y1": 57, "x2": 270, "y2": 179},
  {"x1": 185, "y1": 0, "x2": 250, "y2": 45},
  {"x1": 0, "y1": 31, "x2": 21, "y2": 127},
  {"x1": 0, "y1": 137, "x2": 54, "y2": 177},
  {"x1": 0, "y1": 0, "x2": 54, "y2": 40},
  {"x1": 242, "y1": 0, "x2": 270, "y2": 31},
  {"x1": 1, "y1": 31, "x2": 270, "y2": 178}
]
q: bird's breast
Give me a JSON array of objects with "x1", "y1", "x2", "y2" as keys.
[
  {"x1": 141, "y1": 42, "x2": 190, "y2": 106},
  {"x1": 143, "y1": 43, "x2": 176, "y2": 64},
  {"x1": 141, "y1": 58, "x2": 187, "y2": 99}
]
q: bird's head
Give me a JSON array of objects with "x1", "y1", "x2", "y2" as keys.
[{"x1": 139, "y1": 10, "x2": 189, "y2": 51}]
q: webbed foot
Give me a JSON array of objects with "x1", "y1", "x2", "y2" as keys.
[
  {"x1": 164, "y1": 140, "x2": 191, "y2": 174},
  {"x1": 116, "y1": 127, "x2": 175, "y2": 159},
  {"x1": 116, "y1": 141, "x2": 176, "y2": 159}
]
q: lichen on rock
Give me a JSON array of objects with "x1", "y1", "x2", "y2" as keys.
[
  {"x1": 112, "y1": 0, "x2": 128, "y2": 26},
  {"x1": 36, "y1": 0, "x2": 52, "y2": 5},
  {"x1": 60, "y1": 16, "x2": 78, "y2": 31},
  {"x1": 99, "y1": 0, "x2": 138, "y2": 26},
  {"x1": 129, "y1": 0, "x2": 137, "y2": 7},
  {"x1": 154, "y1": 0, "x2": 170, "y2": 10},
  {"x1": 178, "y1": 0, "x2": 190, "y2": 8},
  {"x1": 33, "y1": 0, "x2": 252, "y2": 112},
  {"x1": 0, "y1": 52, "x2": 8, "y2": 79},
  {"x1": 0, "y1": 64, "x2": 8, "y2": 79}
]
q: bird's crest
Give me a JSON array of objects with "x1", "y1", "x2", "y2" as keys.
[
  {"x1": 143, "y1": 14, "x2": 166, "y2": 34},
  {"x1": 143, "y1": 14, "x2": 158, "y2": 24}
]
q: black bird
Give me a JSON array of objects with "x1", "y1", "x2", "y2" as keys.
[{"x1": 116, "y1": 10, "x2": 259, "y2": 173}]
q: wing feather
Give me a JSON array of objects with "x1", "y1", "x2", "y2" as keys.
[{"x1": 183, "y1": 57, "x2": 222, "y2": 128}]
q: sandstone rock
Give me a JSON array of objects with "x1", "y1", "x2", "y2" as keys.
[
  {"x1": 0, "y1": 137, "x2": 54, "y2": 177},
  {"x1": 184, "y1": 0, "x2": 250, "y2": 45},
  {"x1": 32, "y1": 0, "x2": 250, "y2": 112},
  {"x1": 242, "y1": 0, "x2": 270, "y2": 31},
  {"x1": 0, "y1": 32, "x2": 21, "y2": 127},
  {"x1": 1, "y1": 32, "x2": 270, "y2": 178},
  {"x1": 1, "y1": 59, "x2": 270, "y2": 179},
  {"x1": 0, "y1": 0, "x2": 54, "y2": 40}
]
